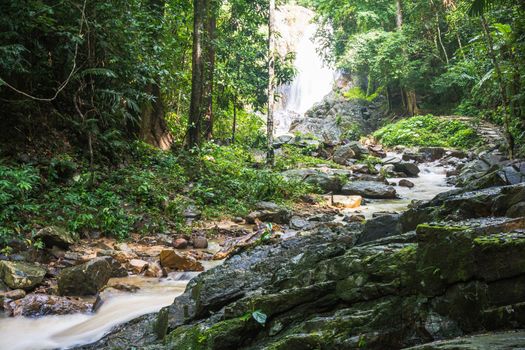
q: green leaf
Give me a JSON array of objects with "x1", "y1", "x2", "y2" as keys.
[{"x1": 252, "y1": 310, "x2": 267, "y2": 326}]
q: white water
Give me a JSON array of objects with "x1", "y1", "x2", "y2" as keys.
[
  {"x1": 0, "y1": 261, "x2": 222, "y2": 350},
  {"x1": 276, "y1": 23, "x2": 335, "y2": 135}
]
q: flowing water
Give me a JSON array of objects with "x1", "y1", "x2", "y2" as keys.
[
  {"x1": 275, "y1": 22, "x2": 335, "y2": 135},
  {"x1": 0, "y1": 261, "x2": 221, "y2": 350}
]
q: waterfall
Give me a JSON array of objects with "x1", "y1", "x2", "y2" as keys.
[{"x1": 275, "y1": 21, "x2": 335, "y2": 135}]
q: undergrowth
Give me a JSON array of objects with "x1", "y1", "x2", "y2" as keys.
[
  {"x1": 373, "y1": 115, "x2": 481, "y2": 149},
  {"x1": 0, "y1": 142, "x2": 311, "y2": 246}
]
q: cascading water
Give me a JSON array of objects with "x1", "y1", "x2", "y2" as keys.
[{"x1": 275, "y1": 22, "x2": 336, "y2": 135}]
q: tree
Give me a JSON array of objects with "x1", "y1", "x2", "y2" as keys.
[
  {"x1": 188, "y1": 0, "x2": 205, "y2": 147},
  {"x1": 267, "y1": 0, "x2": 276, "y2": 166}
]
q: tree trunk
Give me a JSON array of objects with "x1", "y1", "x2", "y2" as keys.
[
  {"x1": 140, "y1": 0, "x2": 173, "y2": 150},
  {"x1": 188, "y1": 0, "x2": 205, "y2": 148},
  {"x1": 232, "y1": 96, "x2": 237, "y2": 144},
  {"x1": 480, "y1": 14, "x2": 514, "y2": 157},
  {"x1": 396, "y1": 0, "x2": 403, "y2": 28},
  {"x1": 140, "y1": 84, "x2": 173, "y2": 150},
  {"x1": 267, "y1": 0, "x2": 276, "y2": 166},
  {"x1": 203, "y1": 0, "x2": 216, "y2": 140}
]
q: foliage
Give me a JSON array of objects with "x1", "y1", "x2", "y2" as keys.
[
  {"x1": 373, "y1": 115, "x2": 481, "y2": 149},
  {"x1": 274, "y1": 144, "x2": 339, "y2": 171}
]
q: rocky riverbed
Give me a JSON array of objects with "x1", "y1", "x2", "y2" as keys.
[{"x1": 1, "y1": 140, "x2": 525, "y2": 349}]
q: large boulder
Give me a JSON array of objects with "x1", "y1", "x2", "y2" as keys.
[
  {"x1": 57, "y1": 257, "x2": 112, "y2": 296},
  {"x1": 282, "y1": 168, "x2": 348, "y2": 193},
  {"x1": 394, "y1": 162, "x2": 421, "y2": 177},
  {"x1": 245, "y1": 201, "x2": 292, "y2": 224},
  {"x1": 357, "y1": 214, "x2": 402, "y2": 244},
  {"x1": 332, "y1": 142, "x2": 369, "y2": 164},
  {"x1": 159, "y1": 250, "x2": 204, "y2": 271},
  {"x1": 419, "y1": 147, "x2": 446, "y2": 161},
  {"x1": 6, "y1": 294, "x2": 91, "y2": 317},
  {"x1": 34, "y1": 226, "x2": 78, "y2": 249},
  {"x1": 0, "y1": 261, "x2": 46, "y2": 291},
  {"x1": 341, "y1": 181, "x2": 397, "y2": 199}
]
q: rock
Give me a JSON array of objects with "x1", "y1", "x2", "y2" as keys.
[
  {"x1": 101, "y1": 256, "x2": 128, "y2": 278},
  {"x1": 332, "y1": 142, "x2": 369, "y2": 164},
  {"x1": 8, "y1": 294, "x2": 91, "y2": 317},
  {"x1": 343, "y1": 214, "x2": 366, "y2": 223},
  {"x1": 34, "y1": 226, "x2": 77, "y2": 249},
  {"x1": 507, "y1": 202, "x2": 525, "y2": 218},
  {"x1": 173, "y1": 238, "x2": 189, "y2": 249},
  {"x1": 331, "y1": 195, "x2": 362, "y2": 208},
  {"x1": 192, "y1": 236, "x2": 208, "y2": 249},
  {"x1": 144, "y1": 262, "x2": 164, "y2": 278},
  {"x1": 183, "y1": 204, "x2": 201, "y2": 220},
  {"x1": 419, "y1": 147, "x2": 446, "y2": 161},
  {"x1": 273, "y1": 134, "x2": 294, "y2": 147},
  {"x1": 233, "y1": 217, "x2": 244, "y2": 223},
  {"x1": 282, "y1": 168, "x2": 350, "y2": 193},
  {"x1": 399, "y1": 179, "x2": 415, "y2": 188},
  {"x1": 341, "y1": 181, "x2": 397, "y2": 199},
  {"x1": 382, "y1": 156, "x2": 401, "y2": 164},
  {"x1": 394, "y1": 162, "x2": 421, "y2": 177},
  {"x1": 159, "y1": 250, "x2": 203, "y2": 271},
  {"x1": 246, "y1": 201, "x2": 292, "y2": 224},
  {"x1": 0, "y1": 289, "x2": 26, "y2": 301},
  {"x1": 403, "y1": 152, "x2": 424, "y2": 163},
  {"x1": 289, "y1": 216, "x2": 310, "y2": 230},
  {"x1": 406, "y1": 331, "x2": 525, "y2": 349},
  {"x1": 57, "y1": 257, "x2": 112, "y2": 296},
  {"x1": 357, "y1": 214, "x2": 402, "y2": 244},
  {"x1": 0, "y1": 261, "x2": 46, "y2": 290},
  {"x1": 128, "y1": 259, "x2": 149, "y2": 274}
]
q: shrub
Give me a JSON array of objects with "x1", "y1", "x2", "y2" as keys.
[{"x1": 373, "y1": 115, "x2": 481, "y2": 149}]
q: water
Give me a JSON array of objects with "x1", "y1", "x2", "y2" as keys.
[
  {"x1": 0, "y1": 260, "x2": 222, "y2": 350},
  {"x1": 343, "y1": 161, "x2": 452, "y2": 218},
  {"x1": 275, "y1": 22, "x2": 335, "y2": 135}
]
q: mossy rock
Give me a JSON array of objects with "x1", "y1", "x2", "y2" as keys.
[{"x1": 0, "y1": 261, "x2": 46, "y2": 290}]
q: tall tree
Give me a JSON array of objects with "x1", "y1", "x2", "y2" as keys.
[
  {"x1": 266, "y1": 0, "x2": 276, "y2": 166},
  {"x1": 188, "y1": 0, "x2": 205, "y2": 147},
  {"x1": 203, "y1": 0, "x2": 217, "y2": 140},
  {"x1": 140, "y1": 0, "x2": 173, "y2": 150}
]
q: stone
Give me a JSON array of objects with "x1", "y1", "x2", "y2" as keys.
[
  {"x1": 183, "y1": 204, "x2": 201, "y2": 220},
  {"x1": 399, "y1": 179, "x2": 415, "y2": 188},
  {"x1": 343, "y1": 214, "x2": 366, "y2": 223},
  {"x1": 57, "y1": 257, "x2": 112, "y2": 296},
  {"x1": 419, "y1": 147, "x2": 446, "y2": 161},
  {"x1": 159, "y1": 250, "x2": 203, "y2": 271},
  {"x1": 144, "y1": 262, "x2": 164, "y2": 278},
  {"x1": 357, "y1": 214, "x2": 402, "y2": 244},
  {"x1": 332, "y1": 143, "x2": 359, "y2": 164},
  {"x1": 246, "y1": 201, "x2": 292, "y2": 224},
  {"x1": 507, "y1": 202, "x2": 525, "y2": 218},
  {"x1": 402, "y1": 152, "x2": 424, "y2": 163},
  {"x1": 331, "y1": 195, "x2": 362, "y2": 208},
  {"x1": 8, "y1": 294, "x2": 91, "y2": 317},
  {"x1": 289, "y1": 216, "x2": 310, "y2": 230},
  {"x1": 273, "y1": 134, "x2": 294, "y2": 147},
  {"x1": 173, "y1": 238, "x2": 189, "y2": 249},
  {"x1": 192, "y1": 236, "x2": 208, "y2": 249},
  {"x1": 0, "y1": 289, "x2": 26, "y2": 301},
  {"x1": 282, "y1": 168, "x2": 350, "y2": 193},
  {"x1": 0, "y1": 261, "x2": 46, "y2": 290},
  {"x1": 394, "y1": 162, "x2": 421, "y2": 177},
  {"x1": 341, "y1": 181, "x2": 397, "y2": 199},
  {"x1": 128, "y1": 259, "x2": 149, "y2": 274},
  {"x1": 34, "y1": 226, "x2": 78, "y2": 249}
]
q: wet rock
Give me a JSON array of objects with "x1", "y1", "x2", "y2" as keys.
[
  {"x1": 8, "y1": 294, "x2": 91, "y2": 317},
  {"x1": 289, "y1": 216, "x2": 309, "y2": 230},
  {"x1": 192, "y1": 236, "x2": 208, "y2": 249},
  {"x1": 507, "y1": 202, "x2": 525, "y2": 218},
  {"x1": 419, "y1": 147, "x2": 446, "y2": 161},
  {"x1": 343, "y1": 214, "x2": 366, "y2": 223},
  {"x1": 394, "y1": 162, "x2": 421, "y2": 177},
  {"x1": 183, "y1": 204, "x2": 201, "y2": 220},
  {"x1": 341, "y1": 181, "x2": 397, "y2": 199},
  {"x1": 357, "y1": 214, "x2": 402, "y2": 244},
  {"x1": 0, "y1": 261, "x2": 46, "y2": 290},
  {"x1": 399, "y1": 179, "x2": 415, "y2": 188},
  {"x1": 57, "y1": 257, "x2": 112, "y2": 296},
  {"x1": 246, "y1": 202, "x2": 292, "y2": 224},
  {"x1": 0, "y1": 289, "x2": 26, "y2": 301},
  {"x1": 173, "y1": 238, "x2": 189, "y2": 249},
  {"x1": 331, "y1": 195, "x2": 362, "y2": 208},
  {"x1": 402, "y1": 152, "x2": 424, "y2": 163},
  {"x1": 273, "y1": 134, "x2": 294, "y2": 147},
  {"x1": 144, "y1": 262, "x2": 164, "y2": 278},
  {"x1": 128, "y1": 259, "x2": 149, "y2": 274},
  {"x1": 382, "y1": 155, "x2": 402, "y2": 164},
  {"x1": 406, "y1": 330, "x2": 525, "y2": 349},
  {"x1": 333, "y1": 142, "x2": 368, "y2": 164},
  {"x1": 34, "y1": 226, "x2": 78, "y2": 249},
  {"x1": 282, "y1": 168, "x2": 346, "y2": 193},
  {"x1": 159, "y1": 250, "x2": 204, "y2": 271}
]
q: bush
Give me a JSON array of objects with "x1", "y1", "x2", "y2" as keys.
[{"x1": 373, "y1": 115, "x2": 481, "y2": 149}]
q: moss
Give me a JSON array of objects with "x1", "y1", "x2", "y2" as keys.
[
  {"x1": 416, "y1": 223, "x2": 470, "y2": 236},
  {"x1": 266, "y1": 332, "x2": 325, "y2": 350},
  {"x1": 473, "y1": 233, "x2": 525, "y2": 247}
]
